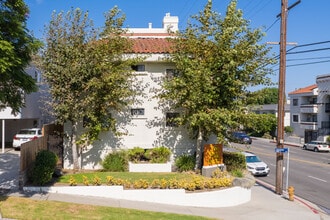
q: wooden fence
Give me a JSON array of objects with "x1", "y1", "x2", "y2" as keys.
[{"x1": 19, "y1": 123, "x2": 63, "y2": 189}]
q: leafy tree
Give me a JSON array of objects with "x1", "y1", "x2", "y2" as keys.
[
  {"x1": 161, "y1": 0, "x2": 276, "y2": 169},
  {"x1": 41, "y1": 7, "x2": 139, "y2": 170},
  {"x1": 247, "y1": 87, "x2": 280, "y2": 105},
  {"x1": 0, "y1": 0, "x2": 41, "y2": 113},
  {"x1": 244, "y1": 113, "x2": 277, "y2": 137}
]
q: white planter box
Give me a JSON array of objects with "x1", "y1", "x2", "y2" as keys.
[{"x1": 128, "y1": 162, "x2": 172, "y2": 172}]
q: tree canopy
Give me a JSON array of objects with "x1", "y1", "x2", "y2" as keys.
[
  {"x1": 41, "y1": 7, "x2": 140, "y2": 169},
  {"x1": 0, "y1": 0, "x2": 41, "y2": 113},
  {"x1": 247, "y1": 87, "x2": 280, "y2": 105},
  {"x1": 161, "y1": 0, "x2": 276, "y2": 168}
]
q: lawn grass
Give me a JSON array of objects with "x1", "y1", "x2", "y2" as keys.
[{"x1": 0, "y1": 196, "x2": 215, "y2": 220}]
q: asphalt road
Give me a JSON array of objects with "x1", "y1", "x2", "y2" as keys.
[{"x1": 231, "y1": 138, "x2": 330, "y2": 214}]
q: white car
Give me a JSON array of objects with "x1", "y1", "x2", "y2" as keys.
[
  {"x1": 242, "y1": 152, "x2": 270, "y2": 176},
  {"x1": 12, "y1": 128, "x2": 42, "y2": 150},
  {"x1": 303, "y1": 141, "x2": 330, "y2": 152}
]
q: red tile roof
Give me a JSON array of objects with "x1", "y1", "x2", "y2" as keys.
[
  {"x1": 128, "y1": 38, "x2": 173, "y2": 54},
  {"x1": 288, "y1": 84, "x2": 317, "y2": 95},
  {"x1": 123, "y1": 33, "x2": 173, "y2": 37}
]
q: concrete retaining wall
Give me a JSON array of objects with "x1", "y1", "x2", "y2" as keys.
[{"x1": 23, "y1": 185, "x2": 251, "y2": 208}]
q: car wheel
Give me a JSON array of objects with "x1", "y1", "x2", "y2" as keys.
[{"x1": 314, "y1": 147, "x2": 319, "y2": 152}]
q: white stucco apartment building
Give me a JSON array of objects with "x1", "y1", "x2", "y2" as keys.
[
  {"x1": 0, "y1": 66, "x2": 50, "y2": 153},
  {"x1": 63, "y1": 14, "x2": 217, "y2": 169},
  {"x1": 288, "y1": 74, "x2": 330, "y2": 143}
]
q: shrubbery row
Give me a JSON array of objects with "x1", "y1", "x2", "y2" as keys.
[
  {"x1": 68, "y1": 169, "x2": 233, "y2": 191},
  {"x1": 101, "y1": 146, "x2": 172, "y2": 171}
]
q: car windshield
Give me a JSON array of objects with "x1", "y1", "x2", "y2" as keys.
[
  {"x1": 19, "y1": 130, "x2": 37, "y2": 135},
  {"x1": 246, "y1": 156, "x2": 261, "y2": 163}
]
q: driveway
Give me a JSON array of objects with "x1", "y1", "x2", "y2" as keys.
[{"x1": 0, "y1": 149, "x2": 20, "y2": 194}]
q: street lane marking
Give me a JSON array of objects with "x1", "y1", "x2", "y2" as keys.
[
  {"x1": 308, "y1": 175, "x2": 327, "y2": 183},
  {"x1": 242, "y1": 147, "x2": 330, "y2": 167}
]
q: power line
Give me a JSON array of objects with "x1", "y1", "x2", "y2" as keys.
[
  {"x1": 287, "y1": 47, "x2": 330, "y2": 55},
  {"x1": 271, "y1": 59, "x2": 330, "y2": 72},
  {"x1": 245, "y1": 0, "x2": 272, "y2": 20},
  {"x1": 286, "y1": 40, "x2": 330, "y2": 53},
  {"x1": 286, "y1": 59, "x2": 330, "y2": 67},
  {"x1": 265, "y1": 17, "x2": 280, "y2": 32},
  {"x1": 287, "y1": 56, "x2": 330, "y2": 61}
]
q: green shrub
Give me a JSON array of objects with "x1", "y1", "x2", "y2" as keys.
[
  {"x1": 101, "y1": 151, "x2": 128, "y2": 172},
  {"x1": 128, "y1": 146, "x2": 145, "y2": 163},
  {"x1": 30, "y1": 150, "x2": 58, "y2": 185},
  {"x1": 175, "y1": 154, "x2": 195, "y2": 172},
  {"x1": 144, "y1": 146, "x2": 171, "y2": 163},
  {"x1": 223, "y1": 151, "x2": 246, "y2": 172},
  {"x1": 231, "y1": 169, "x2": 244, "y2": 177},
  {"x1": 262, "y1": 132, "x2": 273, "y2": 139},
  {"x1": 284, "y1": 126, "x2": 294, "y2": 134}
]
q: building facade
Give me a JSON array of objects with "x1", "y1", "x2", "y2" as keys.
[
  {"x1": 315, "y1": 74, "x2": 330, "y2": 141},
  {"x1": 250, "y1": 103, "x2": 291, "y2": 127},
  {"x1": 63, "y1": 14, "x2": 217, "y2": 169},
  {"x1": 0, "y1": 65, "x2": 51, "y2": 153},
  {"x1": 288, "y1": 74, "x2": 330, "y2": 144},
  {"x1": 288, "y1": 84, "x2": 318, "y2": 143}
]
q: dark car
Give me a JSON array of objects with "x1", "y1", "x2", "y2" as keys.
[{"x1": 230, "y1": 132, "x2": 252, "y2": 144}]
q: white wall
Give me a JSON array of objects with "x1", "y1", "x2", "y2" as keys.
[{"x1": 63, "y1": 62, "x2": 217, "y2": 170}]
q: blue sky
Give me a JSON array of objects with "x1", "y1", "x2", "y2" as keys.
[{"x1": 25, "y1": 0, "x2": 330, "y2": 96}]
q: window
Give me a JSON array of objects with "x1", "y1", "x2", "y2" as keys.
[
  {"x1": 166, "y1": 112, "x2": 180, "y2": 127},
  {"x1": 311, "y1": 97, "x2": 317, "y2": 104},
  {"x1": 292, "y1": 99, "x2": 298, "y2": 106},
  {"x1": 292, "y1": 115, "x2": 299, "y2": 123},
  {"x1": 165, "y1": 69, "x2": 179, "y2": 79},
  {"x1": 131, "y1": 65, "x2": 145, "y2": 72},
  {"x1": 131, "y1": 108, "x2": 145, "y2": 116}
]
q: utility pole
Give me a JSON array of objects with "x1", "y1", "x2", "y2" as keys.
[
  {"x1": 275, "y1": 0, "x2": 300, "y2": 195},
  {"x1": 275, "y1": 0, "x2": 288, "y2": 195}
]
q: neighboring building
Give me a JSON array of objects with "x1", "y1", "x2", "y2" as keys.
[
  {"x1": 63, "y1": 13, "x2": 217, "y2": 169},
  {"x1": 315, "y1": 74, "x2": 330, "y2": 141},
  {"x1": 250, "y1": 103, "x2": 291, "y2": 127},
  {"x1": 288, "y1": 84, "x2": 318, "y2": 143},
  {"x1": 0, "y1": 65, "x2": 52, "y2": 152}
]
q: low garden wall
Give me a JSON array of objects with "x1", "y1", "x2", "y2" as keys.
[{"x1": 23, "y1": 185, "x2": 251, "y2": 208}]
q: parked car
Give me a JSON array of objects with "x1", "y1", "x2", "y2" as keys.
[
  {"x1": 302, "y1": 141, "x2": 330, "y2": 152},
  {"x1": 230, "y1": 131, "x2": 252, "y2": 144},
  {"x1": 12, "y1": 128, "x2": 42, "y2": 150},
  {"x1": 241, "y1": 152, "x2": 270, "y2": 176}
]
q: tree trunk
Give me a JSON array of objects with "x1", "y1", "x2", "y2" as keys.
[
  {"x1": 71, "y1": 121, "x2": 80, "y2": 170},
  {"x1": 194, "y1": 126, "x2": 203, "y2": 170}
]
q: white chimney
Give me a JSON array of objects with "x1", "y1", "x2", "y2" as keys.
[
  {"x1": 162, "y1": 13, "x2": 179, "y2": 32},
  {"x1": 148, "y1": 23, "x2": 152, "y2": 29}
]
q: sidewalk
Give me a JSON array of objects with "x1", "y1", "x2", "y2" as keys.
[{"x1": 6, "y1": 180, "x2": 329, "y2": 220}]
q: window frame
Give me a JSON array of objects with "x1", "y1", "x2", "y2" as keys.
[
  {"x1": 292, "y1": 99, "x2": 298, "y2": 106},
  {"x1": 166, "y1": 112, "x2": 180, "y2": 127},
  {"x1": 292, "y1": 114, "x2": 299, "y2": 123},
  {"x1": 131, "y1": 108, "x2": 145, "y2": 116},
  {"x1": 131, "y1": 64, "x2": 145, "y2": 72}
]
